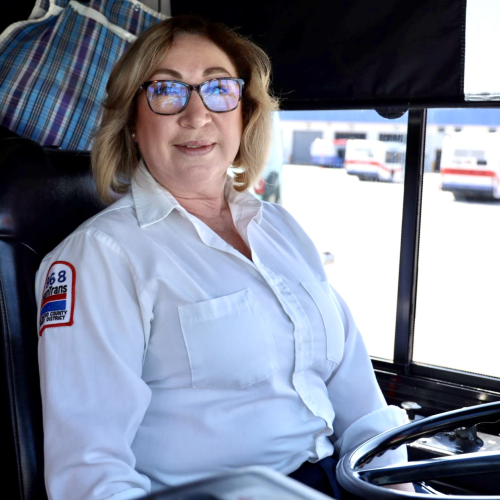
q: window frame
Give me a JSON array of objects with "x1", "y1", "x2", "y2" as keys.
[{"x1": 373, "y1": 108, "x2": 500, "y2": 414}]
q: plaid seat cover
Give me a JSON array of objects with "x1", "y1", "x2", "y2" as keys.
[{"x1": 0, "y1": 0, "x2": 165, "y2": 150}]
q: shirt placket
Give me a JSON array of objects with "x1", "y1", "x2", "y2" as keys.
[
  {"x1": 259, "y1": 258, "x2": 336, "y2": 458},
  {"x1": 251, "y1": 252, "x2": 323, "y2": 412}
]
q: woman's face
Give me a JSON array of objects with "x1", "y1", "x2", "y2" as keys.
[{"x1": 134, "y1": 34, "x2": 243, "y2": 195}]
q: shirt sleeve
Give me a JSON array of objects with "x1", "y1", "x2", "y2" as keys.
[
  {"x1": 326, "y1": 287, "x2": 409, "y2": 468},
  {"x1": 36, "y1": 228, "x2": 153, "y2": 500}
]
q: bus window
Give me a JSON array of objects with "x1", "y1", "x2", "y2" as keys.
[
  {"x1": 414, "y1": 108, "x2": 500, "y2": 378},
  {"x1": 279, "y1": 109, "x2": 408, "y2": 361}
]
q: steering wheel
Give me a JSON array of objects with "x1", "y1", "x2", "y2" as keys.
[{"x1": 336, "y1": 401, "x2": 500, "y2": 499}]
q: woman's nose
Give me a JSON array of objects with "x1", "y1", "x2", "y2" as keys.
[{"x1": 179, "y1": 90, "x2": 212, "y2": 128}]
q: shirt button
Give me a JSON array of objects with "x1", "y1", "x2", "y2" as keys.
[{"x1": 300, "y1": 341, "x2": 306, "y2": 350}]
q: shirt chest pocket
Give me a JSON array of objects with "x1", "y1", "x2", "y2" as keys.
[
  {"x1": 301, "y1": 281, "x2": 345, "y2": 366},
  {"x1": 178, "y1": 289, "x2": 278, "y2": 389}
]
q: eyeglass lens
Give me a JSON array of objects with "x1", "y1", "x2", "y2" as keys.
[{"x1": 145, "y1": 79, "x2": 241, "y2": 114}]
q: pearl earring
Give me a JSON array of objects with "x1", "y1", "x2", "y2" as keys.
[{"x1": 131, "y1": 132, "x2": 136, "y2": 139}]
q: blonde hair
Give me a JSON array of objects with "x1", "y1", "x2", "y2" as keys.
[{"x1": 92, "y1": 15, "x2": 279, "y2": 203}]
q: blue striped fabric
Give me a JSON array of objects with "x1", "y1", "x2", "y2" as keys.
[{"x1": 0, "y1": 0, "x2": 165, "y2": 150}]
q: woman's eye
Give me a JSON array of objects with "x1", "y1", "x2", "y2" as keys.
[
  {"x1": 159, "y1": 86, "x2": 181, "y2": 96},
  {"x1": 208, "y1": 85, "x2": 229, "y2": 95}
]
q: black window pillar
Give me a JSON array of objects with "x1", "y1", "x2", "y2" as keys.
[{"x1": 393, "y1": 109, "x2": 427, "y2": 373}]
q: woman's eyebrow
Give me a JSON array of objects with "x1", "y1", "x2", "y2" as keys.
[
  {"x1": 151, "y1": 67, "x2": 233, "y2": 79},
  {"x1": 202, "y1": 67, "x2": 232, "y2": 77},
  {"x1": 151, "y1": 68, "x2": 183, "y2": 79}
]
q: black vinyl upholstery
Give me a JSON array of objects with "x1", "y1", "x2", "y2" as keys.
[{"x1": 0, "y1": 137, "x2": 108, "y2": 499}]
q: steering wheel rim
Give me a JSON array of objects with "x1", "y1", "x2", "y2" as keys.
[{"x1": 336, "y1": 401, "x2": 500, "y2": 499}]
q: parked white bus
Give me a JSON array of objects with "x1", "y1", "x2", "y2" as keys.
[
  {"x1": 345, "y1": 139, "x2": 406, "y2": 182},
  {"x1": 440, "y1": 132, "x2": 500, "y2": 200}
]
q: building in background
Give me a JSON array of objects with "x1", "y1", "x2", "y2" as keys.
[{"x1": 279, "y1": 109, "x2": 500, "y2": 173}]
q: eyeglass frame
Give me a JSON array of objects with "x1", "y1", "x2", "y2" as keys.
[{"x1": 138, "y1": 77, "x2": 245, "y2": 115}]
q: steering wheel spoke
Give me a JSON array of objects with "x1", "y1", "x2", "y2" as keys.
[{"x1": 356, "y1": 451, "x2": 500, "y2": 485}]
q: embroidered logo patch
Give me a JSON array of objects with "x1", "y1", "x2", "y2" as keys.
[{"x1": 39, "y1": 261, "x2": 76, "y2": 335}]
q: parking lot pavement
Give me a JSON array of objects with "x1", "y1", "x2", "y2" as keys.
[{"x1": 282, "y1": 165, "x2": 500, "y2": 378}]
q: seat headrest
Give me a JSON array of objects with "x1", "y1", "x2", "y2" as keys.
[{"x1": 0, "y1": 137, "x2": 108, "y2": 258}]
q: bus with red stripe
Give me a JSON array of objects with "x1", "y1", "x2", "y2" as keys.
[
  {"x1": 345, "y1": 139, "x2": 406, "y2": 182},
  {"x1": 440, "y1": 132, "x2": 500, "y2": 200}
]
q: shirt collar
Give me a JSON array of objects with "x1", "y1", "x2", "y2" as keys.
[{"x1": 131, "y1": 161, "x2": 263, "y2": 228}]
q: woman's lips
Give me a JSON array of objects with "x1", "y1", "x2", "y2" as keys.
[{"x1": 174, "y1": 142, "x2": 215, "y2": 156}]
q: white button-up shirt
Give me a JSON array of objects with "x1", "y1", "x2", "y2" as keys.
[{"x1": 36, "y1": 163, "x2": 407, "y2": 500}]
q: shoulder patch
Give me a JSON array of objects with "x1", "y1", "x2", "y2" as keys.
[{"x1": 39, "y1": 261, "x2": 76, "y2": 336}]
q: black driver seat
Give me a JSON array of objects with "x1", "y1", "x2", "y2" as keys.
[{"x1": 0, "y1": 135, "x2": 108, "y2": 499}]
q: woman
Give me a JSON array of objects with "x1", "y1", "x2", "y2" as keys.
[{"x1": 36, "y1": 15, "x2": 410, "y2": 500}]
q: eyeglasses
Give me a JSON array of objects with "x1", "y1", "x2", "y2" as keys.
[{"x1": 139, "y1": 78, "x2": 245, "y2": 115}]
